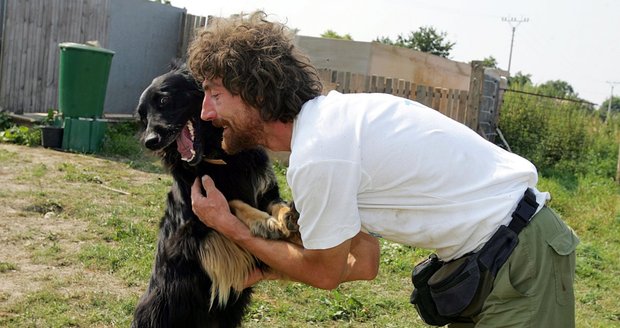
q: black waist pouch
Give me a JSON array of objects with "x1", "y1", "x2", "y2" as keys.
[
  {"x1": 410, "y1": 225, "x2": 520, "y2": 325},
  {"x1": 410, "y1": 254, "x2": 451, "y2": 326},
  {"x1": 428, "y1": 253, "x2": 492, "y2": 319}
]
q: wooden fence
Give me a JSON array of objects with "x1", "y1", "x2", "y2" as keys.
[
  {"x1": 317, "y1": 69, "x2": 477, "y2": 130},
  {"x1": 0, "y1": 6, "x2": 496, "y2": 139},
  {"x1": 0, "y1": 0, "x2": 110, "y2": 114},
  {"x1": 178, "y1": 13, "x2": 208, "y2": 58},
  {"x1": 176, "y1": 14, "x2": 491, "y2": 136}
]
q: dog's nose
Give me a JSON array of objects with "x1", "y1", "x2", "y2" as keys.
[{"x1": 144, "y1": 132, "x2": 161, "y2": 149}]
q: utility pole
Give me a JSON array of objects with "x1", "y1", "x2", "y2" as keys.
[
  {"x1": 502, "y1": 16, "x2": 529, "y2": 74},
  {"x1": 606, "y1": 81, "x2": 619, "y2": 122},
  {"x1": 610, "y1": 81, "x2": 620, "y2": 183}
]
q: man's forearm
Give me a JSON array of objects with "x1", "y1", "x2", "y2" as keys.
[
  {"x1": 226, "y1": 217, "x2": 379, "y2": 288},
  {"x1": 231, "y1": 221, "x2": 350, "y2": 290},
  {"x1": 342, "y1": 232, "x2": 380, "y2": 282}
]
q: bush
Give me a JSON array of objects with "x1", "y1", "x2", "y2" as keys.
[
  {"x1": 0, "y1": 125, "x2": 41, "y2": 146},
  {"x1": 100, "y1": 121, "x2": 143, "y2": 158},
  {"x1": 0, "y1": 111, "x2": 13, "y2": 130},
  {"x1": 498, "y1": 86, "x2": 619, "y2": 179}
]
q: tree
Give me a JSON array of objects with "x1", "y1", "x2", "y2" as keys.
[
  {"x1": 480, "y1": 56, "x2": 498, "y2": 69},
  {"x1": 601, "y1": 96, "x2": 620, "y2": 112},
  {"x1": 507, "y1": 71, "x2": 532, "y2": 87},
  {"x1": 600, "y1": 96, "x2": 620, "y2": 114},
  {"x1": 538, "y1": 80, "x2": 577, "y2": 98},
  {"x1": 374, "y1": 26, "x2": 455, "y2": 58},
  {"x1": 321, "y1": 30, "x2": 353, "y2": 41},
  {"x1": 373, "y1": 36, "x2": 394, "y2": 45}
]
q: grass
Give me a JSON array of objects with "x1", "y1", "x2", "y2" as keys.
[{"x1": 0, "y1": 121, "x2": 618, "y2": 327}]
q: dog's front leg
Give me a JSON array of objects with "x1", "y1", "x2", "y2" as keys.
[{"x1": 229, "y1": 200, "x2": 295, "y2": 240}]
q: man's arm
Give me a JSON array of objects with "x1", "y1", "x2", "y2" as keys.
[{"x1": 191, "y1": 176, "x2": 380, "y2": 290}]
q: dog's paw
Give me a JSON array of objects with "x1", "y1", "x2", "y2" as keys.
[
  {"x1": 228, "y1": 200, "x2": 291, "y2": 240},
  {"x1": 250, "y1": 216, "x2": 291, "y2": 240},
  {"x1": 282, "y1": 202, "x2": 300, "y2": 233}
]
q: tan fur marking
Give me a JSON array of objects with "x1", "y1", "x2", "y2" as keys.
[
  {"x1": 229, "y1": 199, "x2": 270, "y2": 225},
  {"x1": 229, "y1": 200, "x2": 293, "y2": 239},
  {"x1": 199, "y1": 232, "x2": 256, "y2": 308}
]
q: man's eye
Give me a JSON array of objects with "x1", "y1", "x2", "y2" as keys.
[{"x1": 211, "y1": 94, "x2": 220, "y2": 100}]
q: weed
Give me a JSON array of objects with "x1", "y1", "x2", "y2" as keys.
[
  {"x1": 0, "y1": 261, "x2": 18, "y2": 273},
  {"x1": 100, "y1": 121, "x2": 143, "y2": 159},
  {"x1": 23, "y1": 200, "x2": 63, "y2": 214},
  {"x1": 0, "y1": 111, "x2": 12, "y2": 130},
  {"x1": 57, "y1": 162, "x2": 102, "y2": 183},
  {"x1": 0, "y1": 125, "x2": 41, "y2": 146}
]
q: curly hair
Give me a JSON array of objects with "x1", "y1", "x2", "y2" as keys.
[{"x1": 187, "y1": 11, "x2": 323, "y2": 123}]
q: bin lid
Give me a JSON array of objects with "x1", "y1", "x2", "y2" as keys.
[{"x1": 59, "y1": 42, "x2": 115, "y2": 55}]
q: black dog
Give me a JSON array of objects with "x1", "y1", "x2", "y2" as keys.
[{"x1": 132, "y1": 64, "x2": 299, "y2": 327}]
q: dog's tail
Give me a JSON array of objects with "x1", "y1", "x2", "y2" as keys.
[{"x1": 199, "y1": 232, "x2": 257, "y2": 308}]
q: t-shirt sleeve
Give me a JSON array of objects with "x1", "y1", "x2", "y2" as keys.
[{"x1": 287, "y1": 160, "x2": 362, "y2": 249}]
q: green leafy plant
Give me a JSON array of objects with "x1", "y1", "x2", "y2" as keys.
[
  {"x1": 499, "y1": 85, "x2": 619, "y2": 179},
  {"x1": 0, "y1": 125, "x2": 41, "y2": 146},
  {"x1": 42, "y1": 109, "x2": 62, "y2": 127},
  {"x1": 0, "y1": 111, "x2": 13, "y2": 130}
]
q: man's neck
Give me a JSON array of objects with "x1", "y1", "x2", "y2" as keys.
[{"x1": 263, "y1": 121, "x2": 294, "y2": 152}]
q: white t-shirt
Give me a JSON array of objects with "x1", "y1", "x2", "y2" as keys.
[{"x1": 287, "y1": 91, "x2": 548, "y2": 260}]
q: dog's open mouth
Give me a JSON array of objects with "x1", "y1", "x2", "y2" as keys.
[{"x1": 177, "y1": 121, "x2": 198, "y2": 163}]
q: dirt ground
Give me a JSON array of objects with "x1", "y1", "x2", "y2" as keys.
[{"x1": 0, "y1": 143, "x2": 150, "y2": 316}]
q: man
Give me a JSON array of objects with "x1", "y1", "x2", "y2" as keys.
[{"x1": 188, "y1": 11, "x2": 579, "y2": 327}]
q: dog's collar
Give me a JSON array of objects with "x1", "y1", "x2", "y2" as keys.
[{"x1": 204, "y1": 158, "x2": 227, "y2": 165}]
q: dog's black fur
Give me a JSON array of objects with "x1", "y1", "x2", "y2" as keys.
[{"x1": 132, "y1": 64, "x2": 295, "y2": 327}]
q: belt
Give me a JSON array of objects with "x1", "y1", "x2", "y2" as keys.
[
  {"x1": 507, "y1": 188, "x2": 539, "y2": 235},
  {"x1": 475, "y1": 188, "x2": 540, "y2": 278}
]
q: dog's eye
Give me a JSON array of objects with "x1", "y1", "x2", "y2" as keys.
[{"x1": 159, "y1": 96, "x2": 170, "y2": 106}]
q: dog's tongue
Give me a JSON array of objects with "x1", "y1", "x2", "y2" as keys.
[{"x1": 177, "y1": 123, "x2": 195, "y2": 162}]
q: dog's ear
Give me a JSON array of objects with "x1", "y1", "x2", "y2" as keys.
[{"x1": 169, "y1": 58, "x2": 186, "y2": 71}]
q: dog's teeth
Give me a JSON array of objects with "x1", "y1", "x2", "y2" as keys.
[{"x1": 187, "y1": 122, "x2": 195, "y2": 139}]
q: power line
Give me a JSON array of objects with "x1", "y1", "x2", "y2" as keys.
[
  {"x1": 500, "y1": 88, "x2": 595, "y2": 106},
  {"x1": 502, "y1": 16, "x2": 529, "y2": 74}
]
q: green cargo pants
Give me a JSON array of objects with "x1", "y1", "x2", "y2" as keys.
[{"x1": 449, "y1": 207, "x2": 579, "y2": 328}]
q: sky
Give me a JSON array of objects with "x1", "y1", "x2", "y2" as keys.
[{"x1": 169, "y1": 0, "x2": 620, "y2": 107}]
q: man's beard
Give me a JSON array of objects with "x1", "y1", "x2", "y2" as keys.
[{"x1": 214, "y1": 118, "x2": 265, "y2": 154}]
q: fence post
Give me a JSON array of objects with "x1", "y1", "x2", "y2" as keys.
[
  {"x1": 466, "y1": 61, "x2": 485, "y2": 134},
  {"x1": 617, "y1": 142, "x2": 620, "y2": 183}
]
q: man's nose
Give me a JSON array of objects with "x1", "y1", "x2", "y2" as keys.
[{"x1": 201, "y1": 96, "x2": 217, "y2": 121}]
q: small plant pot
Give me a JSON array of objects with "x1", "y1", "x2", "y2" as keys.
[{"x1": 41, "y1": 126, "x2": 64, "y2": 149}]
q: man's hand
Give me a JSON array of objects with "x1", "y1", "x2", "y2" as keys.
[{"x1": 191, "y1": 175, "x2": 249, "y2": 238}]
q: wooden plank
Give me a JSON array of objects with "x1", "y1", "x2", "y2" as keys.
[
  {"x1": 431, "y1": 87, "x2": 441, "y2": 111},
  {"x1": 350, "y1": 73, "x2": 364, "y2": 93},
  {"x1": 438, "y1": 88, "x2": 448, "y2": 116},
  {"x1": 317, "y1": 68, "x2": 331, "y2": 83},
  {"x1": 396, "y1": 79, "x2": 405, "y2": 98},
  {"x1": 403, "y1": 81, "x2": 411, "y2": 99},
  {"x1": 457, "y1": 90, "x2": 468, "y2": 124},
  {"x1": 466, "y1": 62, "x2": 484, "y2": 130},
  {"x1": 343, "y1": 71, "x2": 351, "y2": 93},
  {"x1": 415, "y1": 85, "x2": 426, "y2": 104},
  {"x1": 336, "y1": 71, "x2": 345, "y2": 92},
  {"x1": 409, "y1": 83, "x2": 417, "y2": 100},
  {"x1": 446, "y1": 89, "x2": 456, "y2": 120},
  {"x1": 370, "y1": 75, "x2": 377, "y2": 93},
  {"x1": 385, "y1": 78, "x2": 393, "y2": 95}
]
